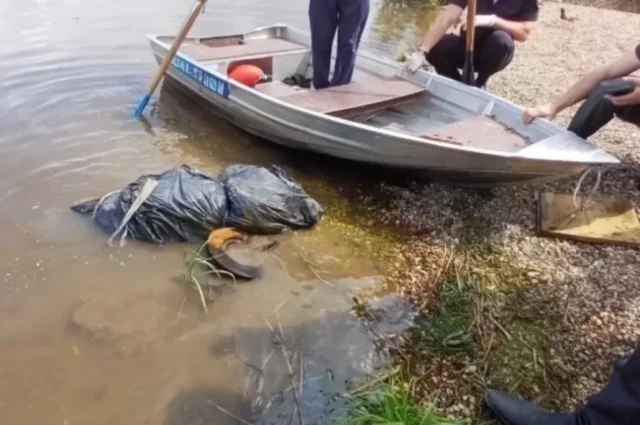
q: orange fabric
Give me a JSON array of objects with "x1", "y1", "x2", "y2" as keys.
[
  {"x1": 207, "y1": 227, "x2": 246, "y2": 250},
  {"x1": 228, "y1": 64, "x2": 264, "y2": 87}
]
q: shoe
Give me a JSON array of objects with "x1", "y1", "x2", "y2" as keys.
[
  {"x1": 484, "y1": 390, "x2": 575, "y2": 425},
  {"x1": 614, "y1": 354, "x2": 631, "y2": 370}
]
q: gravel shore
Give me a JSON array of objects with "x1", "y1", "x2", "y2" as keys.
[{"x1": 374, "y1": 2, "x2": 640, "y2": 420}]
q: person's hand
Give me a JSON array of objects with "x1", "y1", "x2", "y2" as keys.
[
  {"x1": 405, "y1": 50, "x2": 428, "y2": 73},
  {"x1": 606, "y1": 76, "x2": 640, "y2": 106},
  {"x1": 522, "y1": 103, "x2": 557, "y2": 124},
  {"x1": 461, "y1": 14, "x2": 496, "y2": 31}
]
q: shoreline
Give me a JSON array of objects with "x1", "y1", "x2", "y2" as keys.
[{"x1": 349, "y1": 2, "x2": 640, "y2": 423}]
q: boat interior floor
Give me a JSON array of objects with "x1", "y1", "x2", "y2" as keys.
[
  {"x1": 176, "y1": 34, "x2": 532, "y2": 150},
  {"x1": 180, "y1": 36, "x2": 426, "y2": 119}
]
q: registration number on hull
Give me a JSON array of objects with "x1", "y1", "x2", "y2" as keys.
[{"x1": 172, "y1": 55, "x2": 230, "y2": 98}]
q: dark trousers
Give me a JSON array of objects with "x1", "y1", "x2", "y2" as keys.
[
  {"x1": 567, "y1": 78, "x2": 640, "y2": 139},
  {"x1": 426, "y1": 29, "x2": 515, "y2": 88},
  {"x1": 574, "y1": 344, "x2": 640, "y2": 425},
  {"x1": 308, "y1": 0, "x2": 370, "y2": 89}
]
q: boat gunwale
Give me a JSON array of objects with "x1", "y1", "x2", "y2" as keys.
[{"x1": 146, "y1": 25, "x2": 620, "y2": 165}]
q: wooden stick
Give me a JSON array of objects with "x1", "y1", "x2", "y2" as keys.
[
  {"x1": 489, "y1": 314, "x2": 513, "y2": 341},
  {"x1": 206, "y1": 400, "x2": 252, "y2": 425},
  {"x1": 272, "y1": 314, "x2": 304, "y2": 425},
  {"x1": 461, "y1": 0, "x2": 477, "y2": 86},
  {"x1": 133, "y1": 0, "x2": 207, "y2": 118}
]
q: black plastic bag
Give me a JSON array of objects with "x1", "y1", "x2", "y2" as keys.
[
  {"x1": 71, "y1": 164, "x2": 323, "y2": 244},
  {"x1": 219, "y1": 164, "x2": 323, "y2": 235},
  {"x1": 71, "y1": 165, "x2": 228, "y2": 243}
]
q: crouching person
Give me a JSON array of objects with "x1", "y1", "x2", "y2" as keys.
[
  {"x1": 523, "y1": 44, "x2": 640, "y2": 139},
  {"x1": 405, "y1": 0, "x2": 539, "y2": 89}
]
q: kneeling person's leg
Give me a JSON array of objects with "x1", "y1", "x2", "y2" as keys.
[
  {"x1": 474, "y1": 30, "x2": 514, "y2": 88},
  {"x1": 568, "y1": 78, "x2": 640, "y2": 139},
  {"x1": 575, "y1": 344, "x2": 640, "y2": 425},
  {"x1": 426, "y1": 34, "x2": 466, "y2": 82}
]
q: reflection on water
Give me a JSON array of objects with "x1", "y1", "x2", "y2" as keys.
[
  {"x1": 371, "y1": 0, "x2": 441, "y2": 54},
  {"x1": 0, "y1": 0, "x2": 429, "y2": 424}
]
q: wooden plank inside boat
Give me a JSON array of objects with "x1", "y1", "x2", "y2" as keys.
[
  {"x1": 179, "y1": 38, "x2": 308, "y2": 61},
  {"x1": 419, "y1": 115, "x2": 530, "y2": 151},
  {"x1": 279, "y1": 77, "x2": 425, "y2": 118}
]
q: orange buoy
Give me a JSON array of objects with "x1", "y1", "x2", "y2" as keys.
[{"x1": 228, "y1": 64, "x2": 265, "y2": 88}]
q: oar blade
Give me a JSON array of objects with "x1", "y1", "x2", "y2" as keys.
[
  {"x1": 133, "y1": 93, "x2": 152, "y2": 118},
  {"x1": 131, "y1": 0, "x2": 206, "y2": 120}
]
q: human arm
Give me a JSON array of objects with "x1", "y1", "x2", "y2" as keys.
[
  {"x1": 462, "y1": 15, "x2": 535, "y2": 42},
  {"x1": 523, "y1": 48, "x2": 640, "y2": 124},
  {"x1": 466, "y1": 0, "x2": 539, "y2": 42},
  {"x1": 405, "y1": 3, "x2": 464, "y2": 72},
  {"x1": 606, "y1": 75, "x2": 640, "y2": 106},
  {"x1": 492, "y1": 17, "x2": 535, "y2": 42},
  {"x1": 419, "y1": 3, "x2": 465, "y2": 52}
]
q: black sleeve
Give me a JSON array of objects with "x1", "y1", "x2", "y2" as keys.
[
  {"x1": 519, "y1": 0, "x2": 540, "y2": 21},
  {"x1": 635, "y1": 43, "x2": 640, "y2": 60},
  {"x1": 449, "y1": 0, "x2": 467, "y2": 9}
]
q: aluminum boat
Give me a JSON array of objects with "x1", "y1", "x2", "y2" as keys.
[{"x1": 146, "y1": 24, "x2": 620, "y2": 185}]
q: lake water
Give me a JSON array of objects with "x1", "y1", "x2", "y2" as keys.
[{"x1": 0, "y1": 0, "x2": 435, "y2": 423}]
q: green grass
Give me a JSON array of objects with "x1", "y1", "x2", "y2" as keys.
[
  {"x1": 409, "y1": 278, "x2": 477, "y2": 356},
  {"x1": 388, "y1": 246, "x2": 569, "y2": 417},
  {"x1": 338, "y1": 374, "x2": 462, "y2": 425}
]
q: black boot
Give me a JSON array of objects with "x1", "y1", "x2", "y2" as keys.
[
  {"x1": 484, "y1": 390, "x2": 576, "y2": 425},
  {"x1": 614, "y1": 355, "x2": 630, "y2": 371}
]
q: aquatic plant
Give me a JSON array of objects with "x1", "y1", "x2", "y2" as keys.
[
  {"x1": 182, "y1": 241, "x2": 237, "y2": 313},
  {"x1": 338, "y1": 373, "x2": 462, "y2": 425}
]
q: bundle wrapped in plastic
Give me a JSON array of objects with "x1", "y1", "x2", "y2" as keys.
[
  {"x1": 71, "y1": 164, "x2": 323, "y2": 245},
  {"x1": 220, "y1": 164, "x2": 324, "y2": 235}
]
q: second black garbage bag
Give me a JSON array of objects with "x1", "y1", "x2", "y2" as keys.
[{"x1": 220, "y1": 164, "x2": 324, "y2": 235}]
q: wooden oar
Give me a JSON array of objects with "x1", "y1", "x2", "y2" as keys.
[
  {"x1": 461, "y1": 0, "x2": 477, "y2": 86},
  {"x1": 133, "y1": 0, "x2": 208, "y2": 118}
]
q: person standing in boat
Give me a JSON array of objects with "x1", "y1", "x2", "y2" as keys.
[
  {"x1": 404, "y1": 0, "x2": 540, "y2": 89},
  {"x1": 522, "y1": 44, "x2": 640, "y2": 139},
  {"x1": 308, "y1": 0, "x2": 370, "y2": 89}
]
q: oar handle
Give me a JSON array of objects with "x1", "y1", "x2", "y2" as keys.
[
  {"x1": 465, "y1": 0, "x2": 477, "y2": 52},
  {"x1": 145, "y1": 0, "x2": 207, "y2": 95}
]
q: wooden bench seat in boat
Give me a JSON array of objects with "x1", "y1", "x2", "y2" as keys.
[
  {"x1": 254, "y1": 75, "x2": 426, "y2": 118},
  {"x1": 179, "y1": 38, "x2": 308, "y2": 61},
  {"x1": 419, "y1": 115, "x2": 531, "y2": 151}
]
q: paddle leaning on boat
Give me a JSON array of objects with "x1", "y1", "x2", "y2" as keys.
[{"x1": 405, "y1": 0, "x2": 540, "y2": 89}]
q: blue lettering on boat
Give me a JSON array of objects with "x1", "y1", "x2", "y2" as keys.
[{"x1": 171, "y1": 56, "x2": 230, "y2": 98}]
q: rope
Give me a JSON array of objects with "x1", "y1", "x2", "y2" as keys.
[
  {"x1": 106, "y1": 178, "x2": 159, "y2": 248},
  {"x1": 572, "y1": 166, "x2": 602, "y2": 210},
  {"x1": 93, "y1": 190, "x2": 120, "y2": 219}
]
